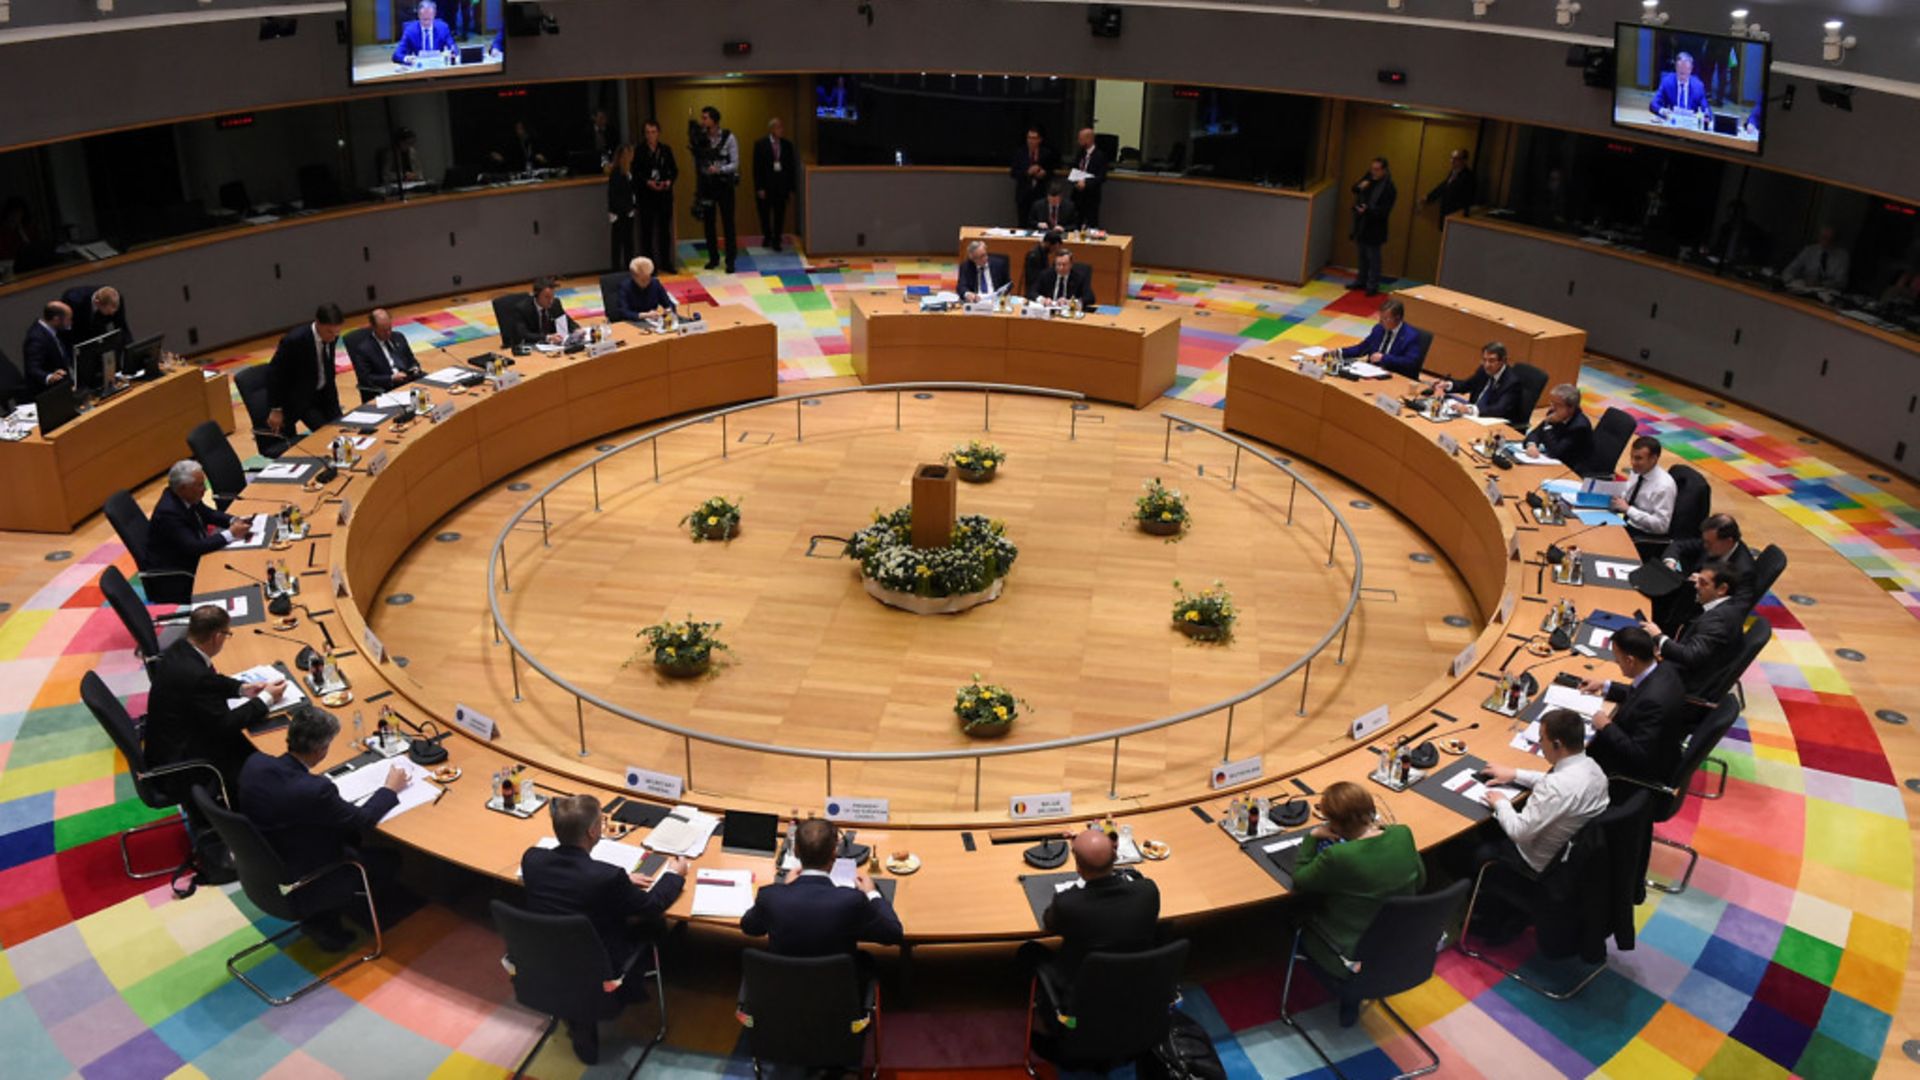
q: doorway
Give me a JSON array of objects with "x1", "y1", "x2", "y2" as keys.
[
  {"x1": 651, "y1": 79, "x2": 800, "y2": 254},
  {"x1": 1332, "y1": 104, "x2": 1479, "y2": 284}
]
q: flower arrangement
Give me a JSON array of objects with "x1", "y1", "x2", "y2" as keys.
[
  {"x1": 846, "y1": 506, "x2": 1018, "y2": 599},
  {"x1": 954, "y1": 674, "x2": 1026, "y2": 737},
  {"x1": 634, "y1": 616, "x2": 730, "y2": 676},
  {"x1": 1171, "y1": 579, "x2": 1235, "y2": 641},
  {"x1": 947, "y1": 440, "x2": 1007, "y2": 482},
  {"x1": 1135, "y1": 478, "x2": 1190, "y2": 537},
  {"x1": 681, "y1": 495, "x2": 742, "y2": 542}
]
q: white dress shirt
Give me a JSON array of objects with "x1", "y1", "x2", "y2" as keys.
[
  {"x1": 1782, "y1": 243, "x2": 1850, "y2": 291},
  {"x1": 1622, "y1": 464, "x2": 1676, "y2": 535},
  {"x1": 1494, "y1": 752, "x2": 1610, "y2": 873}
]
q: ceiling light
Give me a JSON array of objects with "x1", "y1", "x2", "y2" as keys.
[
  {"x1": 1472, "y1": 0, "x2": 1493, "y2": 17},
  {"x1": 1821, "y1": 19, "x2": 1856, "y2": 65},
  {"x1": 1641, "y1": 0, "x2": 1669, "y2": 26},
  {"x1": 1555, "y1": 0, "x2": 1581, "y2": 27}
]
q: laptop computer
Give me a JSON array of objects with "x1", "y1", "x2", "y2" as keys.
[
  {"x1": 719, "y1": 810, "x2": 781, "y2": 857},
  {"x1": 34, "y1": 382, "x2": 80, "y2": 435}
]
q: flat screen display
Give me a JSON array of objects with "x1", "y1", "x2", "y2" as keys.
[
  {"x1": 1612, "y1": 23, "x2": 1770, "y2": 155},
  {"x1": 349, "y1": 0, "x2": 506, "y2": 87},
  {"x1": 815, "y1": 75, "x2": 860, "y2": 123}
]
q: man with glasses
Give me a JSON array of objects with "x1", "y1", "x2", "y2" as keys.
[{"x1": 147, "y1": 459, "x2": 253, "y2": 604}]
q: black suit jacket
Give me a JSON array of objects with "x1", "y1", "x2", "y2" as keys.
[
  {"x1": 266, "y1": 323, "x2": 342, "y2": 424},
  {"x1": 1028, "y1": 196, "x2": 1081, "y2": 232},
  {"x1": 143, "y1": 637, "x2": 265, "y2": 794},
  {"x1": 1525, "y1": 410, "x2": 1594, "y2": 467},
  {"x1": 1024, "y1": 244, "x2": 1056, "y2": 288},
  {"x1": 21, "y1": 320, "x2": 70, "y2": 388},
  {"x1": 1350, "y1": 174, "x2": 1396, "y2": 244},
  {"x1": 1589, "y1": 662, "x2": 1689, "y2": 783},
  {"x1": 740, "y1": 873, "x2": 904, "y2": 957},
  {"x1": 607, "y1": 169, "x2": 636, "y2": 218},
  {"x1": 1031, "y1": 264, "x2": 1096, "y2": 307},
  {"x1": 957, "y1": 254, "x2": 1012, "y2": 299},
  {"x1": 238, "y1": 751, "x2": 398, "y2": 879},
  {"x1": 1661, "y1": 540, "x2": 1758, "y2": 610},
  {"x1": 1660, "y1": 600, "x2": 1747, "y2": 697},
  {"x1": 1424, "y1": 167, "x2": 1476, "y2": 217},
  {"x1": 1040, "y1": 870, "x2": 1160, "y2": 979},
  {"x1": 500, "y1": 294, "x2": 573, "y2": 347},
  {"x1": 520, "y1": 844, "x2": 685, "y2": 970},
  {"x1": 1010, "y1": 144, "x2": 1059, "y2": 210},
  {"x1": 752, "y1": 135, "x2": 799, "y2": 196},
  {"x1": 343, "y1": 327, "x2": 421, "y2": 397},
  {"x1": 1067, "y1": 144, "x2": 1109, "y2": 191},
  {"x1": 1451, "y1": 367, "x2": 1529, "y2": 429},
  {"x1": 60, "y1": 284, "x2": 130, "y2": 348},
  {"x1": 146, "y1": 487, "x2": 235, "y2": 596}
]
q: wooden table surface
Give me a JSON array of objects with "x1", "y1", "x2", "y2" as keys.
[
  {"x1": 1395, "y1": 283, "x2": 1587, "y2": 390},
  {"x1": 959, "y1": 226, "x2": 1135, "y2": 310},
  {"x1": 201, "y1": 308, "x2": 1640, "y2": 942}
]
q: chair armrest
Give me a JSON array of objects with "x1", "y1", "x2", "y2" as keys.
[
  {"x1": 134, "y1": 569, "x2": 198, "y2": 581},
  {"x1": 139, "y1": 760, "x2": 229, "y2": 807},
  {"x1": 1033, "y1": 964, "x2": 1068, "y2": 1014},
  {"x1": 285, "y1": 856, "x2": 370, "y2": 896},
  {"x1": 1608, "y1": 773, "x2": 1680, "y2": 798}
]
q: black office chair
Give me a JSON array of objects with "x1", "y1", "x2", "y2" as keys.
[
  {"x1": 186, "y1": 419, "x2": 250, "y2": 512},
  {"x1": 1458, "y1": 789, "x2": 1652, "y2": 1000},
  {"x1": 1025, "y1": 940, "x2": 1190, "y2": 1076},
  {"x1": 1510, "y1": 362, "x2": 1550, "y2": 428},
  {"x1": 490, "y1": 900, "x2": 666, "y2": 1079},
  {"x1": 338, "y1": 328, "x2": 383, "y2": 404},
  {"x1": 1750, "y1": 543, "x2": 1788, "y2": 601},
  {"x1": 491, "y1": 294, "x2": 521, "y2": 348},
  {"x1": 233, "y1": 364, "x2": 291, "y2": 459},
  {"x1": 191, "y1": 786, "x2": 383, "y2": 1005},
  {"x1": 218, "y1": 180, "x2": 252, "y2": 216},
  {"x1": 82, "y1": 670, "x2": 224, "y2": 881},
  {"x1": 1633, "y1": 463, "x2": 1712, "y2": 561},
  {"x1": 737, "y1": 949, "x2": 881, "y2": 1080},
  {"x1": 1404, "y1": 327, "x2": 1432, "y2": 380},
  {"x1": 99, "y1": 565, "x2": 188, "y2": 665},
  {"x1": 599, "y1": 272, "x2": 628, "y2": 322},
  {"x1": 1282, "y1": 882, "x2": 1467, "y2": 1080},
  {"x1": 1627, "y1": 695, "x2": 1742, "y2": 896},
  {"x1": 1582, "y1": 407, "x2": 1636, "y2": 478},
  {"x1": 103, "y1": 489, "x2": 198, "y2": 605}
]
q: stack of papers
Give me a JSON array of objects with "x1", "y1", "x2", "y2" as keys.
[
  {"x1": 690, "y1": 869, "x2": 755, "y2": 916},
  {"x1": 330, "y1": 757, "x2": 440, "y2": 822},
  {"x1": 374, "y1": 391, "x2": 412, "y2": 409},
  {"x1": 1441, "y1": 769, "x2": 1521, "y2": 807},
  {"x1": 644, "y1": 805, "x2": 720, "y2": 855},
  {"x1": 224, "y1": 514, "x2": 274, "y2": 550},
  {"x1": 339, "y1": 409, "x2": 390, "y2": 426},
  {"x1": 256, "y1": 461, "x2": 317, "y2": 482},
  {"x1": 420, "y1": 367, "x2": 471, "y2": 387},
  {"x1": 224, "y1": 663, "x2": 308, "y2": 713},
  {"x1": 1542, "y1": 683, "x2": 1605, "y2": 718},
  {"x1": 1345, "y1": 361, "x2": 1390, "y2": 378},
  {"x1": 522, "y1": 836, "x2": 647, "y2": 875},
  {"x1": 1509, "y1": 447, "x2": 1559, "y2": 466}
]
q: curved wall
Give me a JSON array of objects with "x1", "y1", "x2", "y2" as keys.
[{"x1": 3, "y1": 0, "x2": 1918, "y2": 204}]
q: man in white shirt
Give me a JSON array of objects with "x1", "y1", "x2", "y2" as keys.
[
  {"x1": 1611, "y1": 435, "x2": 1676, "y2": 539},
  {"x1": 1479, "y1": 709, "x2": 1611, "y2": 876},
  {"x1": 1781, "y1": 226, "x2": 1850, "y2": 292}
]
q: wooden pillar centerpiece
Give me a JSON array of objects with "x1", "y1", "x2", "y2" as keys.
[{"x1": 911, "y1": 464, "x2": 957, "y2": 549}]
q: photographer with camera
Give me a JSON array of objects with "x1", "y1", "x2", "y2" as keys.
[{"x1": 690, "y1": 106, "x2": 740, "y2": 273}]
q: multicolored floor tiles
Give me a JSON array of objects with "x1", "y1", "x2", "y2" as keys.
[{"x1": 3, "y1": 246, "x2": 1910, "y2": 1078}]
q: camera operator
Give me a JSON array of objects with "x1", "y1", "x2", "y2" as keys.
[{"x1": 690, "y1": 106, "x2": 740, "y2": 272}]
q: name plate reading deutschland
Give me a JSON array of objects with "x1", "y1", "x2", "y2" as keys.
[
  {"x1": 1374, "y1": 393, "x2": 1402, "y2": 416},
  {"x1": 1349, "y1": 704, "x2": 1390, "y2": 741},
  {"x1": 1209, "y1": 756, "x2": 1263, "y2": 790},
  {"x1": 1485, "y1": 477, "x2": 1503, "y2": 505},
  {"x1": 453, "y1": 703, "x2": 498, "y2": 740},
  {"x1": 1450, "y1": 641, "x2": 1478, "y2": 678},
  {"x1": 428, "y1": 400, "x2": 456, "y2": 424},
  {"x1": 362, "y1": 624, "x2": 387, "y2": 664},
  {"x1": 625, "y1": 764, "x2": 684, "y2": 800},
  {"x1": 364, "y1": 448, "x2": 389, "y2": 476},
  {"x1": 1437, "y1": 432, "x2": 1460, "y2": 456},
  {"x1": 1009, "y1": 791, "x2": 1072, "y2": 819},
  {"x1": 825, "y1": 797, "x2": 890, "y2": 824}
]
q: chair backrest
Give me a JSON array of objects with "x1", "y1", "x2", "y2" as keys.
[
  {"x1": 1052, "y1": 940, "x2": 1191, "y2": 1062},
  {"x1": 1407, "y1": 327, "x2": 1432, "y2": 373},
  {"x1": 1666, "y1": 464, "x2": 1712, "y2": 542},
  {"x1": 81, "y1": 669, "x2": 177, "y2": 812},
  {"x1": 1511, "y1": 363, "x2": 1549, "y2": 426},
  {"x1": 1347, "y1": 880, "x2": 1469, "y2": 1001},
  {"x1": 1654, "y1": 695, "x2": 1740, "y2": 824},
  {"x1": 186, "y1": 420, "x2": 247, "y2": 511},
  {"x1": 103, "y1": 489, "x2": 153, "y2": 571},
  {"x1": 1751, "y1": 544, "x2": 1787, "y2": 601},
  {"x1": 339, "y1": 328, "x2": 380, "y2": 404},
  {"x1": 192, "y1": 785, "x2": 300, "y2": 921},
  {"x1": 233, "y1": 365, "x2": 284, "y2": 458},
  {"x1": 489, "y1": 900, "x2": 616, "y2": 1020},
  {"x1": 1583, "y1": 407, "x2": 1636, "y2": 478},
  {"x1": 218, "y1": 180, "x2": 251, "y2": 215},
  {"x1": 490, "y1": 295, "x2": 519, "y2": 347},
  {"x1": 99, "y1": 565, "x2": 162, "y2": 661},
  {"x1": 598, "y1": 272, "x2": 627, "y2": 321},
  {"x1": 1702, "y1": 614, "x2": 1770, "y2": 704},
  {"x1": 739, "y1": 949, "x2": 871, "y2": 1069}
]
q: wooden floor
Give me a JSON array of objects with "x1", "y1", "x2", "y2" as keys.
[{"x1": 367, "y1": 385, "x2": 1479, "y2": 814}]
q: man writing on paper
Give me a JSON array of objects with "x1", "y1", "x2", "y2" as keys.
[
  {"x1": 1029, "y1": 181, "x2": 1080, "y2": 234},
  {"x1": 1031, "y1": 248, "x2": 1096, "y2": 308},
  {"x1": 146, "y1": 460, "x2": 252, "y2": 604},
  {"x1": 1523, "y1": 384, "x2": 1593, "y2": 467},
  {"x1": 521, "y1": 795, "x2": 688, "y2": 1064},
  {"x1": 1334, "y1": 297, "x2": 1425, "y2": 378},
  {"x1": 266, "y1": 303, "x2": 346, "y2": 437},
  {"x1": 1433, "y1": 342, "x2": 1527, "y2": 428},
  {"x1": 345, "y1": 309, "x2": 422, "y2": 400},
  {"x1": 1639, "y1": 561, "x2": 1748, "y2": 700},
  {"x1": 1467, "y1": 709, "x2": 1609, "y2": 941},
  {"x1": 958, "y1": 240, "x2": 1011, "y2": 304},
  {"x1": 1610, "y1": 435, "x2": 1676, "y2": 541},
  {"x1": 612, "y1": 257, "x2": 677, "y2": 322},
  {"x1": 500, "y1": 277, "x2": 574, "y2": 347},
  {"x1": 1576, "y1": 626, "x2": 1689, "y2": 784},
  {"x1": 741, "y1": 817, "x2": 902, "y2": 959}
]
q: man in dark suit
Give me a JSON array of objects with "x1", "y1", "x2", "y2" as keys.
[
  {"x1": 343, "y1": 309, "x2": 421, "y2": 402},
  {"x1": 265, "y1": 303, "x2": 346, "y2": 438},
  {"x1": 22, "y1": 300, "x2": 73, "y2": 390},
  {"x1": 60, "y1": 284, "x2": 129, "y2": 348},
  {"x1": 391, "y1": 0, "x2": 453, "y2": 65},
  {"x1": 1650, "y1": 514, "x2": 1756, "y2": 628},
  {"x1": 612, "y1": 257, "x2": 676, "y2": 322},
  {"x1": 1648, "y1": 51, "x2": 1710, "y2": 123},
  {"x1": 1579, "y1": 627, "x2": 1689, "y2": 784},
  {"x1": 1066, "y1": 128, "x2": 1110, "y2": 229},
  {"x1": 521, "y1": 795, "x2": 688, "y2": 1064},
  {"x1": 1644, "y1": 562, "x2": 1748, "y2": 699},
  {"x1": 1524, "y1": 384, "x2": 1594, "y2": 467},
  {"x1": 145, "y1": 605, "x2": 287, "y2": 818},
  {"x1": 499, "y1": 277, "x2": 574, "y2": 347},
  {"x1": 1029, "y1": 182, "x2": 1080, "y2": 233},
  {"x1": 958, "y1": 240, "x2": 1011, "y2": 303},
  {"x1": 740, "y1": 818, "x2": 903, "y2": 959},
  {"x1": 636, "y1": 120, "x2": 679, "y2": 272},
  {"x1": 1025, "y1": 827, "x2": 1160, "y2": 984},
  {"x1": 1417, "y1": 149, "x2": 1475, "y2": 219},
  {"x1": 1335, "y1": 297, "x2": 1425, "y2": 378},
  {"x1": 1435, "y1": 342, "x2": 1528, "y2": 429},
  {"x1": 1010, "y1": 127, "x2": 1058, "y2": 228},
  {"x1": 238, "y1": 710, "x2": 412, "y2": 951},
  {"x1": 146, "y1": 460, "x2": 253, "y2": 604},
  {"x1": 1030, "y1": 249, "x2": 1096, "y2": 308},
  {"x1": 752, "y1": 118, "x2": 799, "y2": 253},
  {"x1": 1349, "y1": 156, "x2": 1396, "y2": 295},
  {"x1": 1024, "y1": 230, "x2": 1065, "y2": 291}
]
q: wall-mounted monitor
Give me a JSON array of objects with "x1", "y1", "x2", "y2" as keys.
[
  {"x1": 815, "y1": 75, "x2": 860, "y2": 123},
  {"x1": 1611, "y1": 23, "x2": 1770, "y2": 156},
  {"x1": 349, "y1": 0, "x2": 506, "y2": 88}
]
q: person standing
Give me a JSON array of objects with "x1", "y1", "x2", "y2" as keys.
[
  {"x1": 21, "y1": 300, "x2": 73, "y2": 389},
  {"x1": 753, "y1": 118, "x2": 799, "y2": 253},
  {"x1": 695, "y1": 106, "x2": 740, "y2": 273},
  {"x1": 607, "y1": 144, "x2": 637, "y2": 272},
  {"x1": 1350, "y1": 156, "x2": 1396, "y2": 295},
  {"x1": 636, "y1": 120, "x2": 678, "y2": 273},
  {"x1": 265, "y1": 303, "x2": 346, "y2": 438},
  {"x1": 1418, "y1": 149, "x2": 1475, "y2": 219},
  {"x1": 1067, "y1": 128, "x2": 1109, "y2": 229},
  {"x1": 1009, "y1": 127, "x2": 1057, "y2": 228}
]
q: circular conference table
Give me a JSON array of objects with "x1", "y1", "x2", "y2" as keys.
[{"x1": 203, "y1": 299, "x2": 1642, "y2": 943}]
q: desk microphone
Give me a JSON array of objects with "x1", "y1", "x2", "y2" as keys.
[
  {"x1": 251, "y1": 627, "x2": 331, "y2": 674},
  {"x1": 224, "y1": 562, "x2": 293, "y2": 617},
  {"x1": 1409, "y1": 721, "x2": 1481, "y2": 769},
  {"x1": 1543, "y1": 520, "x2": 1612, "y2": 565},
  {"x1": 391, "y1": 710, "x2": 451, "y2": 765}
]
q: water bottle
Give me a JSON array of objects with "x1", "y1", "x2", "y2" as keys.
[{"x1": 352, "y1": 710, "x2": 365, "y2": 743}]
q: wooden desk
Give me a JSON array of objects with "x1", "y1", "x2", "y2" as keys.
[
  {"x1": 192, "y1": 300, "x2": 1644, "y2": 942},
  {"x1": 1395, "y1": 284, "x2": 1587, "y2": 389},
  {"x1": 846, "y1": 290, "x2": 1179, "y2": 408},
  {"x1": 0, "y1": 367, "x2": 234, "y2": 533},
  {"x1": 959, "y1": 226, "x2": 1134, "y2": 308}
]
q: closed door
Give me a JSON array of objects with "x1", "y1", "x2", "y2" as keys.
[
  {"x1": 651, "y1": 81, "x2": 798, "y2": 248},
  {"x1": 1402, "y1": 119, "x2": 1479, "y2": 282},
  {"x1": 1332, "y1": 105, "x2": 1479, "y2": 284}
]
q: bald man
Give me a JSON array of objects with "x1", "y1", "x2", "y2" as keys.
[
  {"x1": 1068, "y1": 128, "x2": 1109, "y2": 229},
  {"x1": 22, "y1": 300, "x2": 73, "y2": 389},
  {"x1": 1028, "y1": 826, "x2": 1161, "y2": 983},
  {"x1": 344, "y1": 309, "x2": 421, "y2": 401}
]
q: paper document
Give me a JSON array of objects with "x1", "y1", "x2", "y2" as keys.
[
  {"x1": 330, "y1": 757, "x2": 440, "y2": 822},
  {"x1": 690, "y1": 869, "x2": 755, "y2": 917},
  {"x1": 1053, "y1": 877, "x2": 1087, "y2": 895},
  {"x1": 1581, "y1": 478, "x2": 1630, "y2": 499},
  {"x1": 339, "y1": 410, "x2": 388, "y2": 426},
  {"x1": 374, "y1": 391, "x2": 411, "y2": 409},
  {"x1": 1346, "y1": 361, "x2": 1390, "y2": 378},
  {"x1": 256, "y1": 462, "x2": 315, "y2": 481},
  {"x1": 223, "y1": 663, "x2": 307, "y2": 712},
  {"x1": 1590, "y1": 557, "x2": 1638, "y2": 582},
  {"x1": 420, "y1": 367, "x2": 470, "y2": 387},
  {"x1": 1295, "y1": 346, "x2": 1328, "y2": 359},
  {"x1": 1572, "y1": 508, "x2": 1627, "y2": 527},
  {"x1": 643, "y1": 804, "x2": 720, "y2": 855},
  {"x1": 1067, "y1": 168, "x2": 1092, "y2": 183},
  {"x1": 1464, "y1": 415, "x2": 1510, "y2": 427},
  {"x1": 524, "y1": 836, "x2": 646, "y2": 875},
  {"x1": 1542, "y1": 684, "x2": 1604, "y2": 717},
  {"x1": 1509, "y1": 448, "x2": 1559, "y2": 466},
  {"x1": 223, "y1": 514, "x2": 273, "y2": 550},
  {"x1": 1441, "y1": 768, "x2": 1519, "y2": 807},
  {"x1": 1262, "y1": 836, "x2": 1305, "y2": 855}
]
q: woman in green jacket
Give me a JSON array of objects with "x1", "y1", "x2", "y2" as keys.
[{"x1": 1290, "y1": 781, "x2": 1426, "y2": 1023}]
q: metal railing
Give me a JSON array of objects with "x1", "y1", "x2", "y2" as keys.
[{"x1": 484, "y1": 382, "x2": 1364, "y2": 809}]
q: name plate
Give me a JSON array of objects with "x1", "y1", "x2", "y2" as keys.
[
  {"x1": 1374, "y1": 393, "x2": 1402, "y2": 416},
  {"x1": 453, "y1": 703, "x2": 498, "y2": 740},
  {"x1": 624, "y1": 764, "x2": 684, "y2": 800},
  {"x1": 964, "y1": 301, "x2": 999, "y2": 315},
  {"x1": 492, "y1": 369, "x2": 523, "y2": 390},
  {"x1": 1508, "y1": 531, "x2": 1522, "y2": 559},
  {"x1": 364, "y1": 448, "x2": 389, "y2": 476},
  {"x1": 585, "y1": 338, "x2": 616, "y2": 358},
  {"x1": 1349, "y1": 704, "x2": 1390, "y2": 741},
  {"x1": 428, "y1": 400, "x2": 456, "y2": 424},
  {"x1": 1485, "y1": 477, "x2": 1503, "y2": 505},
  {"x1": 1450, "y1": 641, "x2": 1478, "y2": 678},
  {"x1": 1009, "y1": 791, "x2": 1072, "y2": 819},
  {"x1": 332, "y1": 565, "x2": 348, "y2": 597},
  {"x1": 824, "y1": 796, "x2": 890, "y2": 824},
  {"x1": 678, "y1": 319, "x2": 709, "y2": 335},
  {"x1": 1295, "y1": 360, "x2": 1327, "y2": 380},
  {"x1": 1497, "y1": 590, "x2": 1516, "y2": 625},
  {"x1": 1437, "y1": 432, "x2": 1460, "y2": 456},
  {"x1": 1209, "y1": 755, "x2": 1263, "y2": 790},
  {"x1": 1020, "y1": 304, "x2": 1053, "y2": 320},
  {"x1": 337, "y1": 496, "x2": 353, "y2": 526},
  {"x1": 362, "y1": 624, "x2": 386, "y2": 664}
]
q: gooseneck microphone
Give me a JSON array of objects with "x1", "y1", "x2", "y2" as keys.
[{"x1": 225, "y1": 562, "x2": 293, "y2": 616}]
